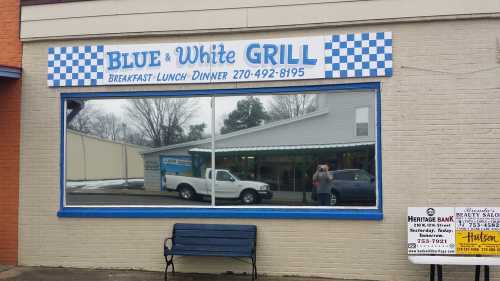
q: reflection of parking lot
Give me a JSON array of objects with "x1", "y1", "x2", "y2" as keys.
[
  {"x1": 66, "y1": 189, "x2": 316, "y2": 206},
  {"x1": 66, "y1": 189, "x2": 374, "y2": 206}
]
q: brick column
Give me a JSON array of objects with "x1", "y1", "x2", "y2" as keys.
[{"x1": 0, "y1": 0, "x2": 21, "y2": 266}]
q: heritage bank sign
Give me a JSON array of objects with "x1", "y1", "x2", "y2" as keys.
[{"x1": 47, "y1": 32, "x2": 393, "y2": 87}]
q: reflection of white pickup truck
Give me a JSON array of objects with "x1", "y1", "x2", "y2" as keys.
[{"x1": 164, "y1": 168, "x2": 273, "y2": 204}]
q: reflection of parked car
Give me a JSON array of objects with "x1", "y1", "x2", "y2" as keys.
[{"x1": 311, "y1": 169, "x2": 375, "y2": 206}]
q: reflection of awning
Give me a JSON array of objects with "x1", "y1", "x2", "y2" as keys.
[
  {"x1": 0, "y1": 66, "x2": 21, "y2": 79},
  {"x1": 189, "y1": 142, "x2": 375, "y2": 153}
]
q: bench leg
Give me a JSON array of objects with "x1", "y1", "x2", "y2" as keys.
[
  {"x1": 165, "y1": 255, "x2": 175, "y2": 281},
  {"x1": 475, "y1": 265, "x2": 481, "y2": 281},
  {"x1": 251, "y1": 256, "x2": 257, "y2": 281},
  {"x1": 485, "y1": 265, "x2": 489, "y2": 281},
  {"x1": 437, "y1": 265, "x2": 442, "y2": 281}
]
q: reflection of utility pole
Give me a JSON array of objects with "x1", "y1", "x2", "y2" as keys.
[
  {"x1": 211, "y1": 97, "x2": 216, "y2": 207},
  {"x1": 122, "y1": 123, "x2": 129, "y2": 187},
  {"x1": 161, "y1": 124, "x2": 167, "y2": 146}
]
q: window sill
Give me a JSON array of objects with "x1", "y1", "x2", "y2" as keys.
[{"x1": 57, "y1": 207, "x2": 383, "y2": 220}]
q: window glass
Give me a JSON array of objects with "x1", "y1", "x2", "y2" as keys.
[
  {"x1": 64, "y1": 89, "x2": 378, "y2": 208},
  {"x1": 355, "y1": 107, "x2": 369, "y2": 137},
  {"x1": 333, "y1": 171, "x2": 354, "y2": 181},
  {"x1": 354, "y1": 170, "x2": 372, "y2": 181},
  {"x1": 65, "y1": 96, "x2": 213, "y2": 206},
  {"x1": 213, "y1": 91, "x2": 376, "y2": 207},
  {"x1": 216, "y1": 171, "x2": 234, "y2": 181}
]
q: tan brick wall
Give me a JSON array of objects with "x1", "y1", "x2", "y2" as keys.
[{"x1": 19, "y1": 19, "x2": 500, "y2": 280}]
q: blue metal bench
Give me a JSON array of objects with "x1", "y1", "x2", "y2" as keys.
[{"x1": 164, "y1": 223, "x2": 258, "y2": 281}]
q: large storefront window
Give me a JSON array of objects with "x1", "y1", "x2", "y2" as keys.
[{"x1": 61, "y1": 84, "x2": 382, "y2": 218}]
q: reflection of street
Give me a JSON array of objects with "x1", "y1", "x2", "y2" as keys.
[
  {"x1": 66, "y1": 192, "x2": 211, "y2": 206},
  {"x1": 65, "y1": 189, "x2": 323, "y2": 206}
]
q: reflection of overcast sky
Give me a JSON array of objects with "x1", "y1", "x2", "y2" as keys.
[{"x1": 86, "y1": 95, "x2": 275, "y2": 134}]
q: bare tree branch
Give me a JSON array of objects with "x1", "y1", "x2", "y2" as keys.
[
  {"x1": 125, "y1": 97, "x2": 198, "y2": 147},
  {"x1": 268, "y1": 94, "x2": 318, "y2": 121}
]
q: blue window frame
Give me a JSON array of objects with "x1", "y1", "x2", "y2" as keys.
[{"x1": 58, "y1": 82, "x2": 383, "y2": 219}]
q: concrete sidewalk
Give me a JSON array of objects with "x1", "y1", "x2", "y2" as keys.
[{"x1": 0, "y1": 266, "x2": 374, "y2": 281}]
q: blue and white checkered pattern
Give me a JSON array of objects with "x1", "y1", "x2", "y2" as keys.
[
  {"x1": 324, "y1": 32, "x2": 392, "y2": 79},
  {"x1": 48, "y1": 45, "x2": 104, "y2": 87}
]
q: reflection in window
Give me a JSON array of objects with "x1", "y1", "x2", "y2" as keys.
[
  {"x1": 65, "y1": 97, "x2": 213, "y2": 207},
  {"x1": 216, "y1": 171, "x2": 235, "y2": 182},
  {"x1": 355, "y1": 107, "x2": 369, "y2": 137},
  {"x1": 64, "y1": 90, "x2": 378, "y2": 208},
  {"x1": 212, "y1": 91, "x2": 376, "y2": 207}
]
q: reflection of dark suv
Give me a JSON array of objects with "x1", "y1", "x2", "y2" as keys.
[{"x1": 311, "y1": 169, "x2": 375, "y2": 206}]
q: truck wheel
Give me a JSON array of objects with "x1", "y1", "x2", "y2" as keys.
[
  {"x1": 178, "y1": 185, "x2": 195, "y2": 200},
  {"x1": 240, "y1": 190, "x2": 258, "y2": 204}
]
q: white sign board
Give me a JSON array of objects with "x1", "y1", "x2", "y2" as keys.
[{"x1": 408, "y1": 207, "x2": 456, "y2": 255}]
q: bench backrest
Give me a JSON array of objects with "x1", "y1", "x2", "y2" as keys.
[{"x1": 172, "y1": 223, "x2": 257, "y2": 256}]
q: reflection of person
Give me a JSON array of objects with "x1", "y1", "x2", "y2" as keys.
[{"x1": 312, "y1": 164, "x2": 333, "y2": 206}]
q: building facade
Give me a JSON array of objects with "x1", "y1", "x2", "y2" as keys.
[{"x1": 18, "y1": 0, "x2": 500, "y2": 280}]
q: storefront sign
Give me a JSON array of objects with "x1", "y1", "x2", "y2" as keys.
[
  {"x1": 408, "y1": 207, "x2": 456, "y2": 255},
  {"x1": 408, "y1": 207, "x2": 500, "y2": 256},
  {"x1": 47, "y1": 32, "x2": 393, "y2": 87}
]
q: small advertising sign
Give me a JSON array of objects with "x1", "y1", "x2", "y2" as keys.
[
  {"x1": 408, "y1": 207, "x2": 456, "y2": 255},
  {"x1": 408, "y1": 207, "x2": 500, "y2": 256},
  {"x1": 455, "y1": 207, "x2": 500, "y2": 255},
  {"x1": 159, "y1": 155, "x2": 192, "y2": 192}
]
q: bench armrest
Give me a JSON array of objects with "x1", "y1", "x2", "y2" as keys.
[{"x1": 164, "y1": 237, "x2": 173, "y2": 250}]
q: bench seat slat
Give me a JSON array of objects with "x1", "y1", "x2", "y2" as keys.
[
  {"x1": 175, "y1": 237, "x2": 253, "y2": 247},
  {"x1": 168, "y1": 249, "x2": 252, "y2": 257},
  {"x1": 175, "y1": 229, "x2": 256, "y2": 239},
  {"x1": 170, "y1": 244, "x2": 252, "y2": 255},
  {"x1": 174, "y1": 223, "x2": 256, "y2": 232},
  {"x1": 169, "y1": 251, "x2": 251, "y2": 257}
]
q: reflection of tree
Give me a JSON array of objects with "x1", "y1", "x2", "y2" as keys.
[
  {"x1": 93, "y1": 113, "x2": 123, "y2": 141},
  {"x1": 125, "y1": 98, "x2": 198, "y2": 147},
  {"x1": 220, "y1": 97, "x2": 269, "y2": 134},
  {"x1": 67, "y1": 104, "x2": 98, "y2": 134},
  {"x1": 68, "y1": 104, "x2": 127, "y2": 142},
  {"x1": 268, "y1": 94, "x2": 317, "y2": 121},
  {"x1": 186, "y1": 123, "x2": 207, "y2": 141}
]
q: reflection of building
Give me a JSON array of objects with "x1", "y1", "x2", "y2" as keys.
[
  {"x1": 67, "y1": 130, "x2": 146, "y2": 181},
  {"x1": 142, "y1": 91, "x2": 376, "y2": 191}
]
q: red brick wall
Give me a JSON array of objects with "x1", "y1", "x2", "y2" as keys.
[
  {"x1": 0, "y1": 79, "x2": 21, "y2": 265},
  {"x1": 0, "y1": 0, "x2": 21, "y2": 265},
  {"x1": 0, "y1": 0, "x2": 21, "y2": 68}
]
